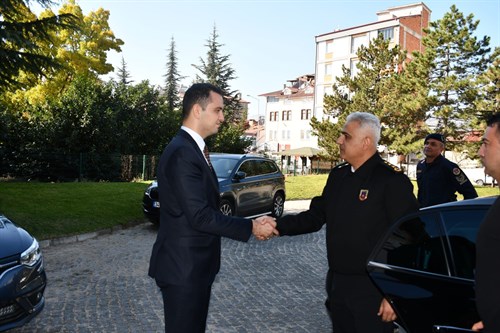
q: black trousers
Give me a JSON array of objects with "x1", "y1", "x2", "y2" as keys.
[
  {"x1": 161, "y1": 284, "x2": 212, "y2": 333},
  {"x1": 326, "y1": 271, "x2": 394, "y2": 333}
]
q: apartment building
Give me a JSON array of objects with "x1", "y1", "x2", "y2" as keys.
[
  {"x1": 314, "y1": 2, "x2": 431, "y2": 120},
  {"x1": 258, "y1": 3, "x2": 430, "y2": 173},
  {"x1": 260, "y1": 74, "x2": 316, "y2": 154}
]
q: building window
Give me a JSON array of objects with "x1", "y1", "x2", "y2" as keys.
[
  {"x1": 351, "y1": 34, "x2": 367, "y2": 54},
  {"x1": 301, "y1": 130, "x2": 312, "y2": 139},
  {"x1": 270, "y1": 111, "x2": 278, "y2": 122},
  {"x1": 378, "y1": 27, "x2": 394, "y2": 41},
  {"x1": 325, "y1": 63, "x2": 332, "y2": 75},
  {"x1": 267, "y1": 96, "x2": 279, "y2": 103},
  {"x1": 301, "y1": 109, "x2": 311, "y2": 120},
  {"x1": 326, "y1": 40, "x2": 334, "y2": 53},
  {"x1": 281, "y1": 130, "x2": 290, "y2": 140},
  {"x1": 282, "y1": 110, "x2": 291, "y2": 121}
]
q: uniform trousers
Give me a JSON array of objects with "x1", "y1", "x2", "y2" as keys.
[
  {"x1": 327, "y1": 271, "x2": 394, "y2": 333},
  {"x1": 161, "y1": 284, "x2": 212, "y2": 333}
]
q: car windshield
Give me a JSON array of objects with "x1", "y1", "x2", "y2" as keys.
[{"x1": 211, "y1": 157, "x2": 239, "y2": 179}]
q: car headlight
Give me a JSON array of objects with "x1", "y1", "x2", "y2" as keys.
[{"x1": 20, "y1": 239, "x2": 42, "y2": 266}]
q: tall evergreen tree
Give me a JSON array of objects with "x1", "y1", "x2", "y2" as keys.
[
  {"x1": 421, "y1": 5, "x2": 492, "y2": 149},
  {"x1": 311, "y1": 35, "x2": 425, "y2": 162},
  {"x1": 476, "y1": 47, "x2": 500, "y2": 118},
  {"x1": 192, "y1": 24, "x2": 250, "y2": 153},
  {"x1": 163, "y1": 36, "x2": 183, "y2": 112},
  {"x1": 117, "y1": 56, "x2": 133, "y2": 85}
]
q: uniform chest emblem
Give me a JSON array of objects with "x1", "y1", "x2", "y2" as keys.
[{"x1": 359, "y1": 189, "x2": 369, "y2": 201}]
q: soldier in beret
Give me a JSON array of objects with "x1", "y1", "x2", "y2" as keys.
[{"x1": 416, "y1": 133, "x2": 478, "y2": 207}]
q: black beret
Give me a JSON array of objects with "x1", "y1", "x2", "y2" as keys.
[{"x1": 425, "y1": 133, "x2": 445, "y2": 144}]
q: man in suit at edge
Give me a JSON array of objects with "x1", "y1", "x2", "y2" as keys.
[{"x1": 148, "y1": 83, "x2": 278, "y2": 333}]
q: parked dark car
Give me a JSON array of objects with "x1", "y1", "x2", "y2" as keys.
[
  {"x1": 367, "y1": 196, "x2": 498, "y2": 333},
  {"x1": 0, "y1": 214, "x2": 46, "y2": 332},
  {"x1": 143, "y1": 154, "x2": 286, "y2": 224}
]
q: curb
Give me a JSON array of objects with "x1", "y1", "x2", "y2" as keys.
[
  {"x1": 39, "y1": 220, "x2": 148, "y2": 249},
  {"x1": 38, "y1": 200, "x2": 311, "y2": 249}
]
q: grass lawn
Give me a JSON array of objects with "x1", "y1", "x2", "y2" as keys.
[
  {"x1": 0, "y1": 176, "x2": 498, "y2": 240},
  {"x1": 0, "y1": 182, "x2": 148, "y2": 240},
  {"x1": 285, "y1": 174, "x2": 499, "y2": 199}
]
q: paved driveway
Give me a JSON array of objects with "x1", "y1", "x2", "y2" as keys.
[{"x1": 10, "y1": 200, "x2": 333, "y2": 333}]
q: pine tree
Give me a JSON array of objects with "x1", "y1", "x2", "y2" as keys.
[
  {"x1": 476, "y1": 47, "x2": 500, "y2": 119},
  {"x1": 117, "y1": 56, "x2": 133, "y2": 85},
  {"x1": 421, "y1": 5, "x2": 492, "y2": 149},
  {"x1": 311, "y1": 35, "x2": 425, "y2": 161},
  {"x1": 192, "y1": 24, "x2": 250, "y2": 153},
  {"x1": 163, "y1": 36, "x2": 183, "y2": 112}
]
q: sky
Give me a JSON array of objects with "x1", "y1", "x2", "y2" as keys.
[{"x1": 71, "y1": 0, "x2": 499, "y2": 119}]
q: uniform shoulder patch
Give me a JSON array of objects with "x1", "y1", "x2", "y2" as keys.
[{"x1": 382, "y1": 160, "x2": 402, "y2": 173}]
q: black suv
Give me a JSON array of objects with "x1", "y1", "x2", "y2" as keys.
[
  {"x1": 367, "y1": 196, "x2": 498, "y2": 333},
  {"x1": 142, "y1": 154, "x2": 286, "y2": 224}
]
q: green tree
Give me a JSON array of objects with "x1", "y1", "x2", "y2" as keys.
[
  {"x1": 6, "y1": 0, "x2": 123, "y2": 104},
  {"x1": 163, "y1": 36, "x2": 184, "y2": 113},
  {"x1": 312, "y1": 35, "x2": 423, "y2": 161},
  {"x1": 378, "y1": 57, "x2": 430, "y2": 159},
  {"x1": 117, "y1": 56, "x2": 133, "y2": 85},
  {"x1": 192, "y1": 24, "x2": 250, "y2": 153},
  {"x1": 476, "y1": 47, "x2": 500, "y2": 117},
  {"x1": 421, "y1": 5, "x2": 492, "y2": 149},
  {"x1": 50, "y1": 74, "x2": 117, "y2": 154},
  {"x1": 0, "y1": 0, "x2": 77, "y2": 92},
  {"x1": 309, "y1": 116, "x2": 342, "y2": 163}
]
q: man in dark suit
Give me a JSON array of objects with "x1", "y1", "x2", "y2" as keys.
[
  {"x1": 148, "y1": 83, "x2": 277, "y2": 333},
  {"x1": 472, "y1": 112, "x2": 500, "y2": 333}
]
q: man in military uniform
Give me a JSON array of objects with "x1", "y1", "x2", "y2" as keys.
[
  {"x1": 276, "y1": 112, "x2": 419, "y2": 333},
  {"x1": 416, "y1": 133, "x2": 477, "y2": 207}
]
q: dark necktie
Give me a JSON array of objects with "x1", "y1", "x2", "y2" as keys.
[{"x1": 203, "y1": 145, "x2": 213, "y2": 172}]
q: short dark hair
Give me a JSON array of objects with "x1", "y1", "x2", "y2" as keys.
[
  {"x1": 486, "y1": 112, "x2": 500, "y2": 127},
  {"x1": 486, "y1": 112, "x2": 500, "y2": 139},
  {"x1": 182, "y1": 83, "x2": 224, "y2": 120}
]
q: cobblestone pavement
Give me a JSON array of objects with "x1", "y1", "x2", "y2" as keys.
[{"x1": 10, "y1": 200, "x2": 334, "y2": 333}]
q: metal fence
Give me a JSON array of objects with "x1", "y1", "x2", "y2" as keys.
[{"x1": 0, "y1": 152, "x2": 161, "y2": 182}]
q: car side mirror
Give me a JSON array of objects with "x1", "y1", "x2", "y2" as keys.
[{"x1": 233, "y1": 171, "x2": 246, "y2": 181}]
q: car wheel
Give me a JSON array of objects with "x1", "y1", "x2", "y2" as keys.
[
  {"x1": 271, "y1": 192, "x2": 285, "y2": 218},
  {"x1": 220, "y1": 199, "x2": 234, "y2": 216},
  {"x1": 476, "y1": 179, "x2": 484, "y2": 186}
]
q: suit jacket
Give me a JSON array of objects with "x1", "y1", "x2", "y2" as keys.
[{"x1": 148, "y1": 129, "x2": 252, "y2": 288}]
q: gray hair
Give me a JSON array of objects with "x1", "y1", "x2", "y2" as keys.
[{"x1": 346, "y1": 112, "x2": 381, "y2": 145}]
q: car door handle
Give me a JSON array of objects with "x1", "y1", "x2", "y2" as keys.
[{"x1": 433, "y1": 325, "x2": 475, "y2": 332}]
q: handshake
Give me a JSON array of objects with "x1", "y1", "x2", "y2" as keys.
[{"x1": 252, "y1": 216, "x2": 280, "y2": 241}]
